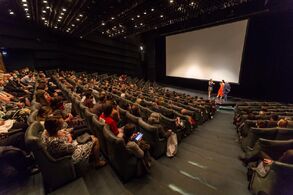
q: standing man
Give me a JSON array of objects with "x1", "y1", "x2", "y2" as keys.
[
  {"x1": 223, "y1": 81, "x2": 231, "y2": 102},
  {"x1": 208, "y1": 79, "x2": 215, "y2": 99}
]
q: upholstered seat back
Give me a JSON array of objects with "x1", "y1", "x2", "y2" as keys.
[{"x1": 103, "y1": 125, "x2": 137, "y2": 181}]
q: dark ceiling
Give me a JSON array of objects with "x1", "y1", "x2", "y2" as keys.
[{"x1": 0, "y1": 0, "x2": 279, "y2": 40}]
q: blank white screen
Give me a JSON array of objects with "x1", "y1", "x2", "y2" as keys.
[{"x1": 166, "y1": 20, "x2": 248, "y2": 83}]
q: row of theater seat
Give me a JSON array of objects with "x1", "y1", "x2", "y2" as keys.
[{"x1": 234, "y1": 102, "x2": 293, "y2": 195}]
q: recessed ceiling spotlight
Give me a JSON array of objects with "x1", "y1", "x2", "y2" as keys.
[
  {"x1": 24, "y1": 8, "x2": 28, "y2": 11},
  {"x1": 151, "y1": 8, "x2": 154, "y2": 11},
  {"x1": 137, "y1": 15, "x2": 140, "y2": 18},
  {"x1": 111, "y1": 17, "x2": 115, "y2": 20},
  {"x1": 190, "y1": 2, "x2": 195, "y2": 6},
  {"x1": 101, "y1": 22, "x2": 105, "y2": 26},
  {"x1": 79, "y1": 14, "x2": 83, "y2": 17},
  {"x1": 169, "y1": 0, "x2": 174, "y2": 3},
  {"x1": 71, "y1": 24, "x2": 75, "y2": 27},
  {"x1": 54, "y1": 26, "x2": 57, "y2": 29},
  {"x1": 23, "y1": 3, "x2": 28, "y2": 7},
  {"x1": 134, "y1": 25, "x2": 137, "y2": 28},
  {"x1": 76, "y1": 18, "x2": 80, "y2": 21},
  {"x1": 43, "y1": 0, "x2": 47, "y2": 3},
  {"x1": 22, "y1": 0, "x2": 27, "y2": 2},
  {"x1": 102, "y1": 32, "x2": 104, "y2": 34},
  {"x1": 26, "y1": 15, "x2": 30, "y2": 18},
  {"x1": 140, "y1": 23, "x2": 143, "y2": 26},
  {"x1": 80, "y1": 36, "x2": 83, "y2": 39},
  {"x1": 61, "y1": 12, "x2": 64, "y2": 15},
  {"x1": 41, "y1": 17, "x2": 45, "y2": 20},
  {"x1": 57, "y1": 19, "x2": 61, "y2": 22},
  {"x1": 144, "y1": 12, "x2": 147, "y2": 15},
  {"x1": 124, "y1": 36, "x2": 126, "y2": 39},
  {"x1": 58, "y1": 16, "x2": 62, "y2": 19},
  {"x1": 42, "y1": 10, "x2": 46, "y2": 13},
  {"x1": 46, "y1": 6, "x2": 50, "y2": 9},
  {"x1": 131, "y1": 18, "x2": 134, "y2": 21},
  {"x1": 62, "y1": 8, "x2": 66, "y2": 12},
  {"x1": 160, "y1": 15, "x2": 164, "y2": 18}
]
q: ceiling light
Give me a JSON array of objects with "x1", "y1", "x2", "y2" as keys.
[
  {"x1": 144, "y1": 12, "x2": 147, "y2": 15},
  {"x1": 111, "y1": 17, "x2": 115, "y2": 20},
  {"x1": 42, "y1": 10, "x2": 46, "y2": 13},
  {"x1": 61, "y1": 12, "x2": 64, "y2": 15},
  {"x1": 169, "y1": 0, "x2": 174, "y2": 3},
  {"x1": 59, "y1": 16, "x2": 62, "y2": 19},
  {"x1": 41, "y1": 17, "x2": 45, "y2": 20},
  {"x1": 131, "y1": 18, "x2": 134, "y2": 21},
  {"x1": 76, "y1": 18, "x2": 80, "y2": 21},
  {"x1": 22, "y1": 0, "x2": 27, "y2": 2},
  {"x1": 140, "y1": 23, "x2": 143, "y2": 26},
  {"x1": 101, "y1": 22, "x2": 105, "y2": 26},
  {"x1": 137, "y1": 15, "x2": 140, "y2": 18},
  {"x1": 43, "y1": 0, "x2": 47, "y2": 3},
  {"x1": 151, "y1": 8, "x2": 154, "y2": 11},
  {"x1": 102, "y1": 32, "x2": 104, "y2": 34},
  {"x1": 190, "y1": 2, "x2": 195, "y2": 6},
  {"x1": 23, "y1": 3, "x2": 28, "y2": 7},
  {"x1": 79, "y1": 14, "x2": 83, "y2": 17},
  {"x1": 24, "y1": 8, "x2": 28, "y2": 11},
  {"x1": 62, "y1": 8, "x2": 66, "y2": 12},
  {"x1": 80, "y1": 36, "x2": 83, "y2": 39},
  {"x1": 54, "y1": 26, "x2": 57, "y2": 29},
  {"x1": 57, "y1": 19, "x2": 61, "y2": 22},
  {"x1": 71, "y1": 24, "x2": 75, "y2": 27},
  {"x1": 134, "y1": 25, "x2": 137, "y2": 28},
  {"x1": 9, "y1": 11, "x2": 15, "y2": 15},
  {"x1": 160, "y1": 15, "x2": 164, "y2": 18},
  {"x1": 46, "y1": 6, "x2": 50, "y2": 9},
  {"x1": 26, "y1": 15, "x2": 30, "y2": 18}
]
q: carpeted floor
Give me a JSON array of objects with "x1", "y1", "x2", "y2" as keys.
[{"x1": 0, "y1": 109, "x2": 250, "y2": 195}]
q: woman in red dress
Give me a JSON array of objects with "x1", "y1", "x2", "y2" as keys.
[{"x1": 217, "y1": 80, "x2": 225, "y2": 100}]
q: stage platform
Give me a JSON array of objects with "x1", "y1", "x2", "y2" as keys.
[{"x1": 163, "y1": 85, "x2": 249, "y2": 108}]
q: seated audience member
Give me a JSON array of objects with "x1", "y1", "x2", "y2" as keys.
[
  {"x1": 123, "y1": 123, "x2": 151, "y2": 174},
  {"x1": 181, "y1": 109, "x2": 196, "y2": 127},
  {"x1": 90, "y1": 93, "x2": 106, "y2": 117},
  {"x1": 277, "y1": 119, "x2": 288, "y2": 128},
  {"x1": 256, "y1": 120, "x2": 268, "y2": 128},
  {"x1": 36, "y1": 90, "x2": 51, "y2": 106},
  {"x1": 99, "y1": 102, "x2": 123, "y2": 138},
  {"x1": 36, "y1": 106, "x2": 52, "y2": 126},
  {"x1": 148, "y1": 113, "x2": 173, "y2": 139},
  {"x1": 81, "y1": 90, "x2": 96, "y2": 108},
  {"x1": 42, "y1": 116, "x2": 106, "y2": 167},
  {"x1": 20, "y1": 73, "x2": 34, "y2": 87},
  {"x1": 130, "y1": 104, "x2": 141, "y2": 117}
]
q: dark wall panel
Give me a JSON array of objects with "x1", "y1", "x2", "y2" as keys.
[{"x1": 0, "y1": 20, "x2": 141, "y2": 76}]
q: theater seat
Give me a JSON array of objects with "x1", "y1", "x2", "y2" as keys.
[
  {"x1": 241, "y1": 128, "x2": 278, "y2": 152},
  {"x1": 103, "y1": 124, "x2": 138, "y2": 181},
  {"x1": 250, "y1": 161, "x2": 293, "y2": 195},
  {"x1": 91, "y1": 116, "x2": 107, "y2": 156},
  {"x1": 138, "y1": 118, "x2": 166, "y2": 159},
  {"x1": 126, "y1": 111, "x2": 140, "y2": 125},
  {"x1": 27, "y1": 110, "x2": 38, "y2": 125},
  {"x1": 25, "y1": 122, "x2": 77, "y2": 192},
  {"x1": 258, "y1": 138, "x2": 293, "y2": 160}
]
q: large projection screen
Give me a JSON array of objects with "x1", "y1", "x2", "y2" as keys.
[{"x1": 166, "y1": 20, "x2": 248, "y2": 83}]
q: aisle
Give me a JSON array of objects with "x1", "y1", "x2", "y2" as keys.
[{"x1": 124, "y1": 110, "x2": 250, "y2": 195}]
